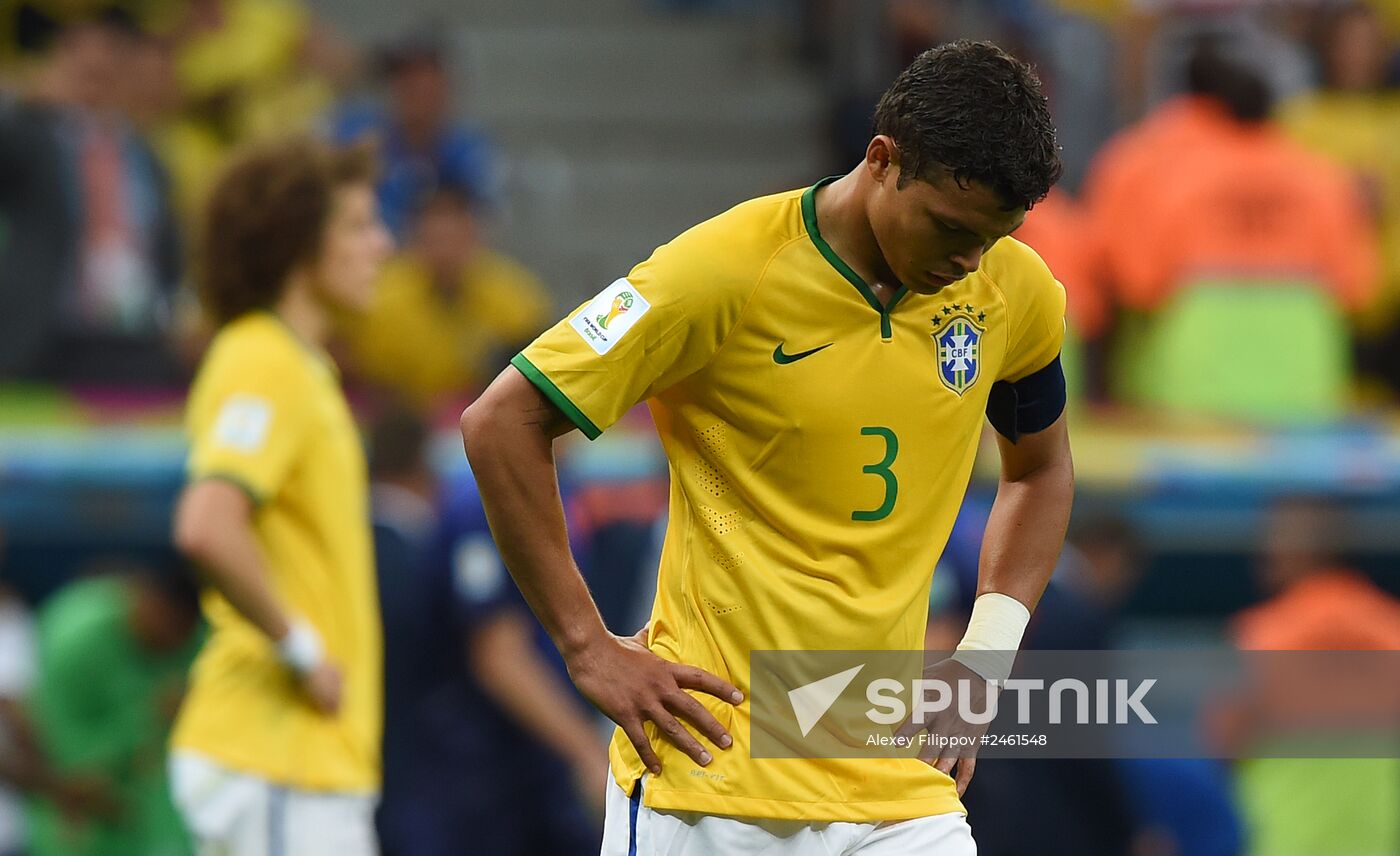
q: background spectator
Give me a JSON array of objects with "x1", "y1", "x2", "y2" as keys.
[
  {"x1": 1280, "y1": 2, "x2": 1400, "y2": 393},
  {"x1": 0, "y1": 83, "x2": 70, "y2": 379},
  {"x1": 1013, "y1": 189, "x2": 1103, "y2": 342},
  {"x1": 155, "y1": 0, "x2": 358, "y2": 226},
  {"x1": 16, "y1": 9, "x2": 182, "y2": 387},
  {"x1": 1011, "y1": 187, "x2": 1102, "y2": 397},
  {"x1": 368, "y1": 406, "x2": 444, "y2": 853},
  {"x1": 1085, "y1": 37, "x2": 1378, "y2": 419},
  {"x1": 957, "y1": 517, "x2": 1145, "y2": 856},
  {"x1": 369, "y1": 408, "x2": 603, "y2": 856},
  {"x1": 0, "y1": 529, "x2": 35, "y2": 856},
  {"x1": 1227, "y1": 498, "x2": 1400, "y2": 856},
  {"x1": 1031, "y1": 516, "x2": 1144, "y2": 649},
  {"x1": 1093, "y1": 38, "x2": 1377, "y2": 318},
  {"x1": 24, "y1": 563, "x2": 202, "y2": 856},
  {"x1": 341, "y1": 183, "x2": 550, "y2": 408},
  {"x1": 1116, "y1": 0, "x2": 1314, "y2": 120},
  {"x1": 1062, "y1": 518, "x2": 1247, "y2": 856},
  {"x1": 0, "y1": 534, "x2": 154, "y2": 856},
  {"x1": 331, "y1": 34, "x2": 497, "y2": 239}
]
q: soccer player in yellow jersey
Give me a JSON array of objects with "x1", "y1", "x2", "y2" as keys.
[
  {"x1": 168, "y1": 138, "x2": 392, "y2": 855},
  {"x1": 462, "y1": 41, "x2": 1073, "y2": 854}
]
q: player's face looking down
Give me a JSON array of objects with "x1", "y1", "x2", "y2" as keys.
[
  {"x1": 309, "y1": 182, "x2": 394, "y2": 313},
  {"x1": 863, "y1": 136, "x2": 1025, "y2": 295}
]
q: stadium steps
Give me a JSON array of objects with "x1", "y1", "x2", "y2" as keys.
[
  {"x1": 309, "y1": 0, "x2": 831, "y2": 308},
  {"x1": 505, "y1": 153, "x2": 826, "y2": 285}
]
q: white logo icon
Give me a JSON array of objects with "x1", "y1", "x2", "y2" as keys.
[
  {"x1": 211, "y1": 394, "x2": 272, "y2": 453},
  {"x1": 788, "y1": 665, "x2": 865, "y2": 737}
]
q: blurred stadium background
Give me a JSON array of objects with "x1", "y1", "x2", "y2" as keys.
[{"x1": 2, "y1": 0, "x2": 1400, "y2": 854}]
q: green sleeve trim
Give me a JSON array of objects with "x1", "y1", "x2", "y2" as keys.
[
  {"x1": 510, "y1": 353, "x2": 603, "y2": 440},
  {"x1": 188, "y1": 472, "x2": 266, "y2": 507}
]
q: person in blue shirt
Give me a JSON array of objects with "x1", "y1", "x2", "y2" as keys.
[
  {"x1": 331, "y1": 35, "x2": 498, "y2": 238},
  {"x1": 369, "y1": 409, "x2": 605, "y2": 856}
]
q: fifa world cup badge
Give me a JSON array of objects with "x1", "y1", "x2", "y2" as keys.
[{"x1": 571, "y1": 278, "x2": 652, "y2": 355}]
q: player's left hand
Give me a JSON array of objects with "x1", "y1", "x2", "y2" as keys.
[
  {"x1": 894, "y1": 658, "x2": 991, "y2": 797},
  {"x1": 300, "y1": 660, "x2": 344, "y2": 715}
]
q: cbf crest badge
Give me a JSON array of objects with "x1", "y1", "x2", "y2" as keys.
[{"x1": 933, "y1": 308, "x2": 985, "y2": 395}]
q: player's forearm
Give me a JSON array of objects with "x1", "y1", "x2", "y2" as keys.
[
  {"x1": 172, "y1": 486, "x2": 290, "y2": 642},
  {"x1": 460, "y1": 399, "x2": 609, "y2": 658},
  {"x1": 469, "y1": 613, "x2": 607, "y2": 768},
  {"x1": 977, "y1": 454, "x2": 1074, "y2": 610}
]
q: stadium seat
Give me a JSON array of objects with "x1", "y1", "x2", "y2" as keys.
[{"x1": 1113, "y1": 279, "x2": 1351, "y2": 423}]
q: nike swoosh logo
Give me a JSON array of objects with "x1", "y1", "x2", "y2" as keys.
[{"x1": 773, "y1": 342, "x2": 834, "y2": 365}]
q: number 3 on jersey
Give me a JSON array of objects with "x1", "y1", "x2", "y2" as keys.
[{"x1": 852, "y1": 426, "x2": 898, "y2": 521}]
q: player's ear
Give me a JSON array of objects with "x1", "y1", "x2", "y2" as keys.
[{"x1": 865, "y1": 136, "x2": 898, "y2": 185}]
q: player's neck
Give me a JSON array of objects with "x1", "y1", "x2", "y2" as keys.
[
  {"x1": 275, "y1": 279, "x2": 331, "y2": 348},
  {"x1": 813, "y1": 171, "x2": 902, "y2": 305}
]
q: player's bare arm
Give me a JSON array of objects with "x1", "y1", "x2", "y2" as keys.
[
  {"x1": 468, "y1": 610, "x2": 614, "y2": 811},
  {"x1": 172, "y1": 480, "x2": 343, "y2": 713},
  {"x1": 461, "y1": 366, "x2": 744, "y2": 775}
]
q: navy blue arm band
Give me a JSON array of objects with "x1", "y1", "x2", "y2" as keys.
[{"x1": 985, "y1": 354, "x2": 1066, "y2": 443}]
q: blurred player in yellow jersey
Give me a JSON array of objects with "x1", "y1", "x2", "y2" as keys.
[
  {"x1": 169, "y1": 138, "x2": 392, "y2": 856},
  {"x1": 463, "y1": 42, "x2": 1074, "y2": 854}
]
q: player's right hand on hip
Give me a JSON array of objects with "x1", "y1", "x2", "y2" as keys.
[
  {"x1": 300, "y1": 660, "x2": 344, "y2": 714},
  {"x1": 565, "y1": 628, "x2": 743, "y2": 775}
]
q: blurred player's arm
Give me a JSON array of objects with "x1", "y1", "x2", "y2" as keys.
[
  {"x1": 173, "y1": 482, "x2": 286, "y2": 637},
  {"x1": 468, "y1": 610, "x2": 611, "y2": 807},
  {"x1": 461, "y1": 368, "x2": 743, "y2": 775},
  {"x1": 172, "y1": 481, "x2": 341, "y2": 713}
]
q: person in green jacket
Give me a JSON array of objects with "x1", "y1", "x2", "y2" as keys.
[{"x1": 24, "y1": 563, "x2": 202, "y2": 856}]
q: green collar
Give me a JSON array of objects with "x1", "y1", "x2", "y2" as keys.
[{"x1": 801, "y1": 176, "x2": 908, "y2": 339}]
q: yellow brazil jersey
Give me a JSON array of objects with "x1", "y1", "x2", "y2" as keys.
[
  {"x1": 345, "y1": 250, "x2": 551, "y2": 402},
  {"x1": 513, "y1": 178, "x2": 1066, "y2": 822},
  {"x1": 172, "y1": 311, "x2": 382, "y2": 793}
]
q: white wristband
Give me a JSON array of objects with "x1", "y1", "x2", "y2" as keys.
[
  {"x1": 951, "y1": 592, "x2": 1032, "y2": 684},
  {"x1": 277, "y1": 620, "x2": 323, "y2": 675}
]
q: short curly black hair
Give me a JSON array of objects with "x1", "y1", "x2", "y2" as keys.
[{"x1": 873, "y1": 40, "x2": 1061, "y2": 210}]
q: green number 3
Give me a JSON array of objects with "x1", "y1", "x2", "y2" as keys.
[{"x1": 852, "y1": 426, "x2": 898, "y2": 521}]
